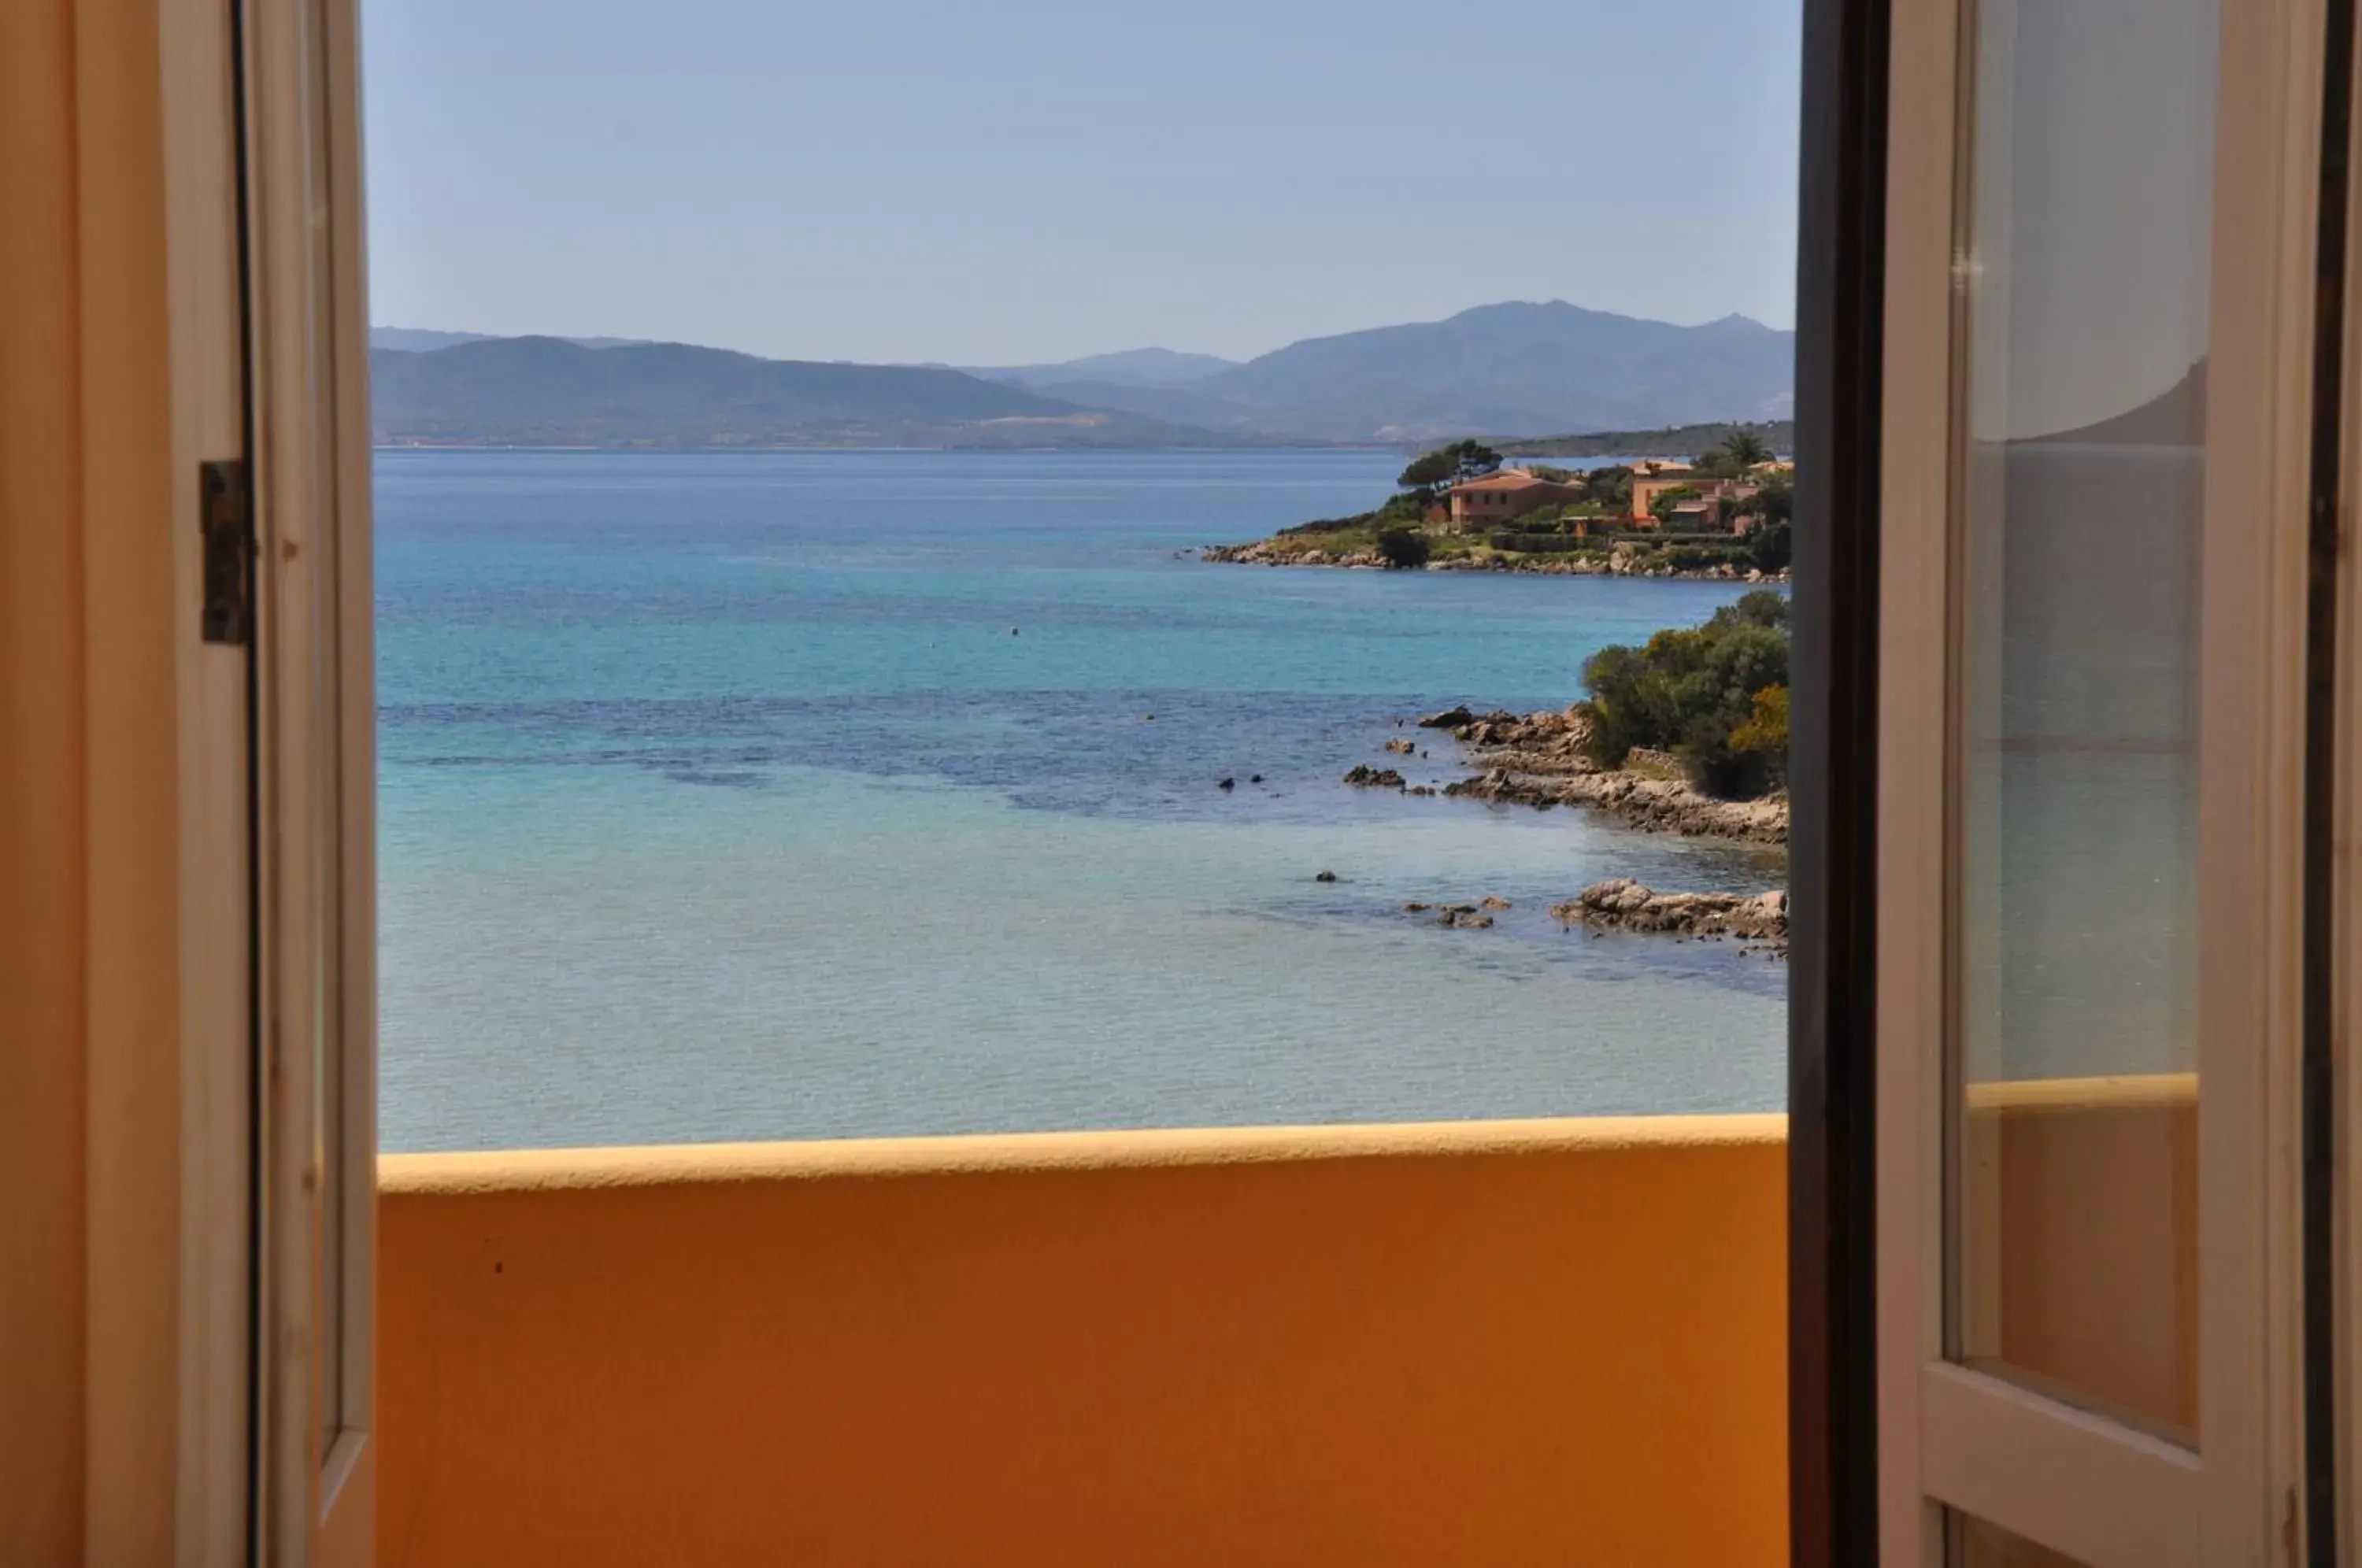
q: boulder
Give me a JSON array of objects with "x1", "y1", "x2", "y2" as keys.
[{"x1": 1549, "y1": 878, "x2": 1788, "y2": 952}]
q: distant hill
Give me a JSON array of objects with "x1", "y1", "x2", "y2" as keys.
[
  {"x1": 1501, "y1": 419, "x2": 1794, "y2": 460},
  {"x1": 966, "y1": 346, "x2": 1240, "y2": 391},
  {"x1": 370, "y1": 327, "x2": 652, "y2": 353},
  {"x1": 1084, "y1": 302, "x2": 1794, "y2": 442},
  {"x1": 365, "y1": 301, "x2": 1795, "y2": 449},
  {"x1": 368, "y1": 336, "x2": 1238, "y2": 449},
  {"x1": 371, "y1": 327, "x2": 493, "y2": 353}
]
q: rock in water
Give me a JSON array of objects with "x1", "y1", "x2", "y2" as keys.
[
  {"x1": 1384, "y1": 737, "x2": 1416, "y2": 755},
  {"x1": 1342, "y1": 765, "x2": 1406, "y2": 789},
  {"x1": 1417, "y1": 705, "x2": 1476, "y2": 729},
  {"x1": 1217, "y1": 777, "x2": 1235, "y2": 790},
  {"x1": 1549, "y1": 878, "x2": 1788, "y2": 952},
  {"x1": 1479, "y1": 896, "x2": 1512, "y2": 911},
  {"x1": 1314, "y1": 870, "x2": 1338, "y2": 883}
]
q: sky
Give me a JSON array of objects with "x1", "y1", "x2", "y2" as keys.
[{"x1": 361, "y1": 0, "x2": 1802, "y2": 366}]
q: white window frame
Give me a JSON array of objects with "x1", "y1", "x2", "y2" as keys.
[
  {"x1": 242, "y1": 0, "x2": 379, "y2": 1559},
  {"x1": 157, "y1": 0, "x2": 262, "y2": 1559},
  {"x1": 1875, "y1": 0, "x2": 2322, "y2": 1560}
]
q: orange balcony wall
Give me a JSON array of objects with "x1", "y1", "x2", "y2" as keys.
[{"x1": 378, "y1": 1116, "x2": 1790, "y2": 1567}]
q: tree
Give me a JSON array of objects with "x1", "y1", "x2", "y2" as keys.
[
  {"x1": 1444, "y1": 438, "x2": 1502, "y2": 483},
  {"x1": 1709, "y1": 589, "x2": 1790, "y2": 631},
  {"x1": 1394, "y1": 439, "x2": 1500, "y2": 506},
  {"x1": 1693, "y1": 428, "x2": 1779, "y2": 479},
  {"x1": 1717, "y1": 428, "x2": 1776, "y2": 468},
  {"x1": 1375, "y1": 527, "x2": 1432, "y2": 569},
  {"x1": 1396, "y1": 449, "x2": 1457, "y2": 503},
  {"x1": 1579, "y1": 465, "x2": 1635, "y2": 508},
  {"x1": 1748, "y1": 520, "x2": 1792, "y2": 572},
  {"x1": 1648, "y1": 484, "x2": 1701, "y2": 525}
]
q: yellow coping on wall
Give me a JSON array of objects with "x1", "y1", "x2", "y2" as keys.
[
  {"x1": 376, "y1": 1109, "x2": 1791, "y2": 1192},
  {"x1": 1964, "y1": 1071, "x2": 2199, "y2": 1114},
  {"x1": 376, "y1": 1111, "x2": 1793, "y2": 1568}
]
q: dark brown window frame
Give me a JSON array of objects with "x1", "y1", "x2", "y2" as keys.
[{"x1": 1787, "y1": 0, "x2": 1887, "y2": 1556}]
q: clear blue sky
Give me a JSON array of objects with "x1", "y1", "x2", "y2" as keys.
[{"x1": 361, "y1": 0, "x2": 1801, "y2": 365}]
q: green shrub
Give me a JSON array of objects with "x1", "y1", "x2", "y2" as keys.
[
  {"x1": 1576, "y1": 590, "x2": 1790, "y2": 797},
  {"x1": 1375, "y1": 527, "x2": 1433, "y2": 569},
  {"x1": 1276, "y1": 512, "x2": 1372, "y2": 538}
]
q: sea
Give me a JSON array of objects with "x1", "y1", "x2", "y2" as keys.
[{"x1": 376, "y1": 448, "x2": 1788, "y2": 1152}]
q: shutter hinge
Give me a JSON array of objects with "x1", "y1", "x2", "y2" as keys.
[{"x1": 199, "y1": 459, "x2": 253, "y2": 645}]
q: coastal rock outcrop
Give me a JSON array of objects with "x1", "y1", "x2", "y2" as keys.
[
  {"x1": 1447, "y1": 767, "x2": 1789, "y2": 844},
  {"x1": 1201, "y1": 540, "x2": 1793, "y2": 582},
  {"x1": 1342, "y1": 764, "x2": 1406, "y2": 789},
  {"x1": 1417, "y1": 704, "x2": 1790, "y2": 844},
  {"x1": 1551, "y1": 878, "x2": 1787, "y2": 952}
]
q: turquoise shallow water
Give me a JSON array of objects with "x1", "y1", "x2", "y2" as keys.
[{"x1": 376, "y1": 449, "x2": 1786, "y2": 1151}]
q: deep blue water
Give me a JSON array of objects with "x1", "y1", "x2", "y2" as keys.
[{"x1": 376, "y1": 449, "x2": 1786, "y2": 1151}]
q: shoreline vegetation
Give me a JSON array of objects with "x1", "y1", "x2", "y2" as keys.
[
  {"x1": 1201, "y1": 431, "x2": 1793, "y2": 581},
  {"x1": 1350, "y1": 590, "x2": 1794, "y2": 953}
]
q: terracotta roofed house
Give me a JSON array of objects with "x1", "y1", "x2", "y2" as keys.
[
  {"x1": 1628, "y1": 472, "x2": 1770, "y2": 530},
  {"x1": 1446, "y1": 469, "x2": 1588, "y2": 530}
]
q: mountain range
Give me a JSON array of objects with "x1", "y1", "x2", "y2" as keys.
[
  {"x1": 368, "y1": 301, "x2": 1794, "y2": 449},
  {"x1": 368, "y1": 337, "x2": 1220, "y2": 449}
]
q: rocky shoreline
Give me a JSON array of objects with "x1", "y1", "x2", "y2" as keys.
[
  {"x1": 1331, "y1": 704, "x2": 1788, "y2": 957},
  {"x1": 1402, "y1": 704, "x2": 1789, "y2": 845},
  {"x1": 1199, "y1": 539, "x2": 1789, "y2": 582},
  {"x1": 1552, "y1": 878, "x2": 1789, "y2": 956}
]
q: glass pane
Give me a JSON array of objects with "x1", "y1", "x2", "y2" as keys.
[
  {"x1": 1946, "y1": 0, "x2": 2213, "y2": 1444},
  {"x1": 1953, "y1": 1512, "x2": 2090, "y2": 1568}
]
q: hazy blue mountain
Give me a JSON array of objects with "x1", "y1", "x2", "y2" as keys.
[
  {"x1": 1027, "y1": 302, "x2": 1793, "y2": 441},
  {"x1": 968, "y1": 346, "x2": 1241, "y2": 391},
  {"x1": 1196, "y1": 301, "x2": 1793, "y2": 441},
  {"x1": 368, "y1": 302, "x2": 1794, "y2": 447},
  {"x1": 371, "y1": 327, "x2": 651, "y2": 353},
  {"x1": 370, "y1": 327, "x2": 494, "y2": 353},
  {"x1": 368, "y1": 336, "x2": 1236, "y2": 449}
]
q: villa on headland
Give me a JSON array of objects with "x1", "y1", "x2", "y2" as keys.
[
  {"x1": 1625, "y1": 461, "x2": 1792, "y2": 530},
  {"x1": 1445, "y1": 470, "x2": 1590, "y2": 527},
  {"x1": 1445, "y1": 460, "x2": 1794, "y2": 534}
]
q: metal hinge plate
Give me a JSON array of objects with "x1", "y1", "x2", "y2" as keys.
[{"x1": 199, "y1": 458, "x2": 253, "y2": 645}]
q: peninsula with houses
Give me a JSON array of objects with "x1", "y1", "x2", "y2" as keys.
[{"x1": 1201, "y1": 430, "x2": 1794, "y2": 579}]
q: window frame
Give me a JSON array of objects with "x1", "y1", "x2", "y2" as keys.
[
  {"x1": 241, "y1": 0, "x2": 379, "y2": 1556},
  {"x1": 143, "y1": 0, "x2": 261, "y2": 1558},
  {"x1": 1869, "y1": 0, "x2": 2325, "y2": 1559}
]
